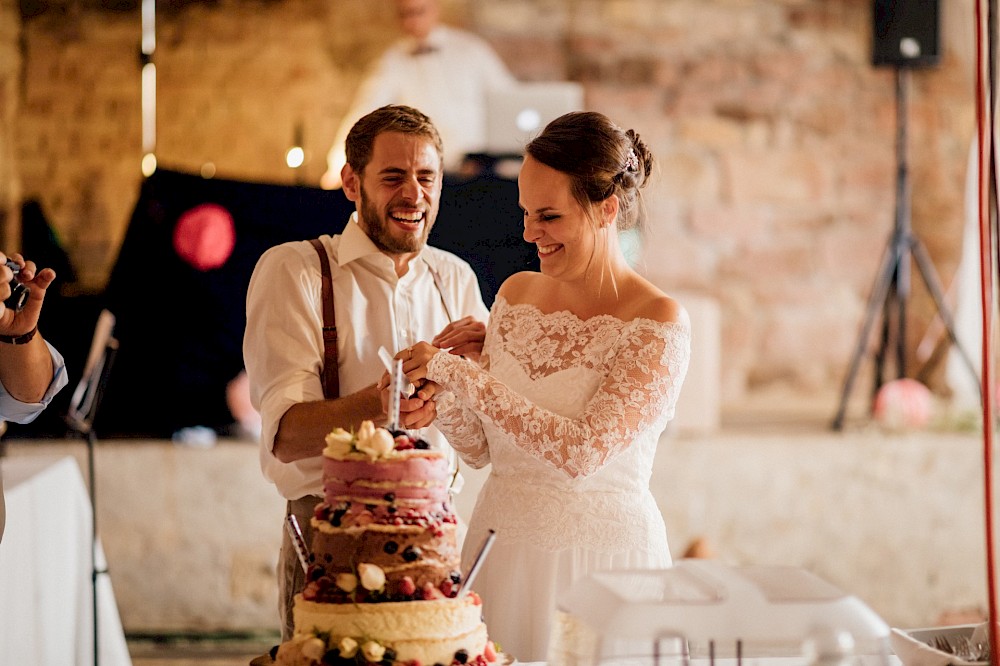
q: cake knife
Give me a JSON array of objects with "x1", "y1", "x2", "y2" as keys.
[
  {"x1": 285, "y1": 515, "x2": 311, "y2": 574},
  {"x1": 459, "y1": 529, "x2": 496, "y2": 597},
  {"x1": 387, "y1": 358, "x2": 403, "y2": 432},
  {"x1": 378, "y1": 346, "x2": 416, "y2": 398}
]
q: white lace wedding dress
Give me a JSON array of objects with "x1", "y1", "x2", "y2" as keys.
[{"x1": 428, "y1": 296, "x2": 691, "y2": 662}]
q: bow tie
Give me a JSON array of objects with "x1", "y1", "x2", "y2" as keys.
[{"x1": 410, "y1": 44, "x2": 439, "y2": 56}]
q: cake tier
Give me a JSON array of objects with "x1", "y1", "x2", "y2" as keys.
[
  {"x1": 288, "y1": 593, "x2": 489, "y2": 666},
  {"x1": 322, "y1": 450, "x2": 452, "y2": 507},
  {"x1": 310, "y1": 520, "x2": 460, "y2": 595}
]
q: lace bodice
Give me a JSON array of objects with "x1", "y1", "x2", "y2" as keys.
[
  {"x1": 430, "y1": 296, "x2": 690, "y2": 479},
  {"x1": 428, "y1": 296, "x2": 690, "y2": 552}
]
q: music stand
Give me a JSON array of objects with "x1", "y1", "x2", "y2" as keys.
[
  {"x1": 65, "y1": 309, "x2": 118, "y2": 666},
  {"x1": 831, "y1": 68, "x2": 980, "y2": 430}
]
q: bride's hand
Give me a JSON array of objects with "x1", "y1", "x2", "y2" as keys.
[
  {"x1": 396, "y1": 341, "x2": 438, "y2": 387},
  {"x1": 432, "y1": 316, "x2": 486, "y2": 362},
  {"x1": 376, "y1": 370, "x2": 439, "y2": 429}
]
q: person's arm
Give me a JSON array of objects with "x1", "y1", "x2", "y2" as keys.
[
  {"x1": 0, "y1": 335, "x2": 55, "y2": 404},
  {"x1": 272, "y1": 384, "x2": 384, "y2": 463},
  {"x1": 0, "y1": 254, "x2": 60, "y2": 404},
  {"x1": 431, "y1": 376, "x2": 491, "y2": 468},
  {"x1": 409, "y1": 313, "x2": 691, "y2": 480}
]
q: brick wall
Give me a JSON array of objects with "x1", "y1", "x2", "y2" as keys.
[
  {"x1": 0, "y1": 0, "x2": 22, "y2": 249},
  {"x1": 10, "y1": 0, "x2": 977, "y2": 407}
]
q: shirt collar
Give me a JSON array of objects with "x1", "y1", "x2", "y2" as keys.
[
  {"x1": 404, "y1": 25, "x2": 447, "y2": 56},
  {"x1": 338, "y1": 212, "x2": 427, "y2": 275}
]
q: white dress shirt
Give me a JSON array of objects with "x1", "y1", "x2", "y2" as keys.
[
  {"x1": 243, "y1": 215, "x2": 489, "y2": 500},
  {"x1": 326, "y1": 25, "x2": 516, "y2": 178},
  {"x1": 0, "y1": 341, "x2": 67, "y2": 425}
]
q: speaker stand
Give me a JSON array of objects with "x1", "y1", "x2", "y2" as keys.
[{"x1": 832, "y1": 68, "x2": 979, "y2": 430}]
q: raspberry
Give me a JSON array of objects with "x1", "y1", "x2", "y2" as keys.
[
  {"x1": 399, "y1": 576, "x2": 417, "y2": 596},
  {"x1": 421, "y1": 582, "x2": 442, "y2": 600}
]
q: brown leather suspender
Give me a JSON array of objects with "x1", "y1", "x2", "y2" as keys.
[
  {"x1": 310, "y1": 238, "x2": 340, "y2": 399},
  {"x1": 307, "y1": 239, "x2": 455, "y2": 402}
]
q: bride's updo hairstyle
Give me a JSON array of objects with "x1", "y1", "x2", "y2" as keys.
[{"x1": 524, "y1": 111, "x2": 654, "y2": 232}]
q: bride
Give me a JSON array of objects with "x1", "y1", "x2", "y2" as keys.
[{"x1": 400, "y1": 110, "x2": 691, "y2": 662}]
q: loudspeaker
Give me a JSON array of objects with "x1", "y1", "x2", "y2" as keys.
[{"x1": 872, "y1": 0, "x2": 941, "y2": 68}]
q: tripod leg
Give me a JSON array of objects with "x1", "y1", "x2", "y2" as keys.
[
  {"x1": 832, "y1": 241, "x2": 901, "y2": 430},
  {"x1": 909, "y1": 237, "x2": 983, "y2": 397},
  {"x1": 87, "y1": 429, "x2": 99, "y2": 666}
]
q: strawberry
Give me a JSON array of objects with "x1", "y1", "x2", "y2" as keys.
[{"x1": 483, "y1": 642, "x2": 497, "y2": 663}]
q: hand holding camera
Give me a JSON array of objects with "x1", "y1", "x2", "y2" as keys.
[{"x1": 0, "y1": 253, "x2": 57, "y2": 345}]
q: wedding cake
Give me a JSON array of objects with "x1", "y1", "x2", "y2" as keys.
[{"x1": 275, "y1": 421, "x2": 499, "y2": 666}]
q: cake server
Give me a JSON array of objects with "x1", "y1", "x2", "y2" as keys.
[{"x1": 459, "y1": 529, "x2": 496, "y2": 597}]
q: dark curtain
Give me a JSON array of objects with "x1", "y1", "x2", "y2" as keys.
[{"x1": 5, "y1": 168, "x2": 533, "y2": 438}]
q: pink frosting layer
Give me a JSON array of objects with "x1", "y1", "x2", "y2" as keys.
[
  {"x1": 323, "y1": 480, "x2": 450, "y2": 504},
  {"x1": 322, "y1": 453, "x2": 452, "y2": 506},
  {"x1": 323, "y1": 453, "x2": 450, "y2": 483}
]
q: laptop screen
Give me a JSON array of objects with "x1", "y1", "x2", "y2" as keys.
[{"x1": 484, "y1": 81, "x2": 585, "y2": 155}]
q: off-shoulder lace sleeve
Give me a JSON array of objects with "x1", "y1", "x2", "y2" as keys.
[
  {"x1": 426, "y1": 318, "x2": 690, "y2": 479},
  {"x1": 434, "y1": 390, "x2": 491, "y2": 468}
]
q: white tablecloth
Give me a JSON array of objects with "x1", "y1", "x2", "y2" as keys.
[{"x1": 0, "y1": 455, "x2": 132, "y2": 666}]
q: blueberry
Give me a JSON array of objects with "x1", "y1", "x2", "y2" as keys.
[
  {"x1": 383, "y1": 541, "x2": 399, "y2": 555},
  {"x1": 383, "y1": 648, "x2": 397, "y2": 662},
  {"x1": 450, "y1": 570, "x2": 462, "y2": 584},
  {"x1": 414, "y1": 439, "x2": 430, "y2": 449},
  {"x1": 384, "y1": 492, "x2": 396, "y2": 502},
  {"x1": 402, "y1": 545, "x2": 421, "y2": 562},
  {"x1": 455, "y1": 649, "x2": 469, "y2": 664}
]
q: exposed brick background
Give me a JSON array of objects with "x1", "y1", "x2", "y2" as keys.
[{"x1": 0, "y1": 0, "x2": 978, "y2": 409}]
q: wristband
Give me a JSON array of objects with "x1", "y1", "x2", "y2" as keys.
[{"x1": 0, "y1": 326, "x2": 37, "y2": 345}]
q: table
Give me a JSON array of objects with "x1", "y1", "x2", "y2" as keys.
[{"x1": 0, "y1": 455, "x2": 132, "y2": 665}]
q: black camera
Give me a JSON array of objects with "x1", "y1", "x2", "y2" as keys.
[{"x1": 4, "y1": 259, "x2": 28, "y2": 312}]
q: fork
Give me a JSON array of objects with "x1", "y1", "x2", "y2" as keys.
[{"x1": 931, "y1": 634, "x2": 990, "y2": 663}]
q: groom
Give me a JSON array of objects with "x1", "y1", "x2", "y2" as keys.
[{"x1": 243, "y1": 104, "x2": 489, "y2": 642}]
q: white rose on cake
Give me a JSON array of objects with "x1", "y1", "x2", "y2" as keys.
[
  {"x1": 301, "y1": 637, "x2": 326, "y2": 661},
  {"x1": 338, "y1": 637, "x2": 359, "y2": 659},
  {"x1": 323, "y1": 428, "x2": 355, "y2": 458},
  {"x1": 358, "y1": 563, "x2": 386, "y2": 591},
  {"x1": 362, "y1": 641, "x2": 386, "y2": 662},
  {"x1": 335, "y1": 573, "x2": 358, "y2": 593},
  {"x1": 355, "y1": 421, "x2": 394, "y2": 459}
]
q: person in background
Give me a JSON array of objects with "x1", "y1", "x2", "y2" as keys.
[
  {"x1": 244, "y1": 104, "x2": 489, "y2": 641},
  {"x1": 398, "y1": 111, "x2": 691, "y2": 661},
  {"x1": 0, "y1": 252, "x2": 68, "y2": 541},
  {"x1": 320, "y1": 0, "x2": 516, "y2": 189}
]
